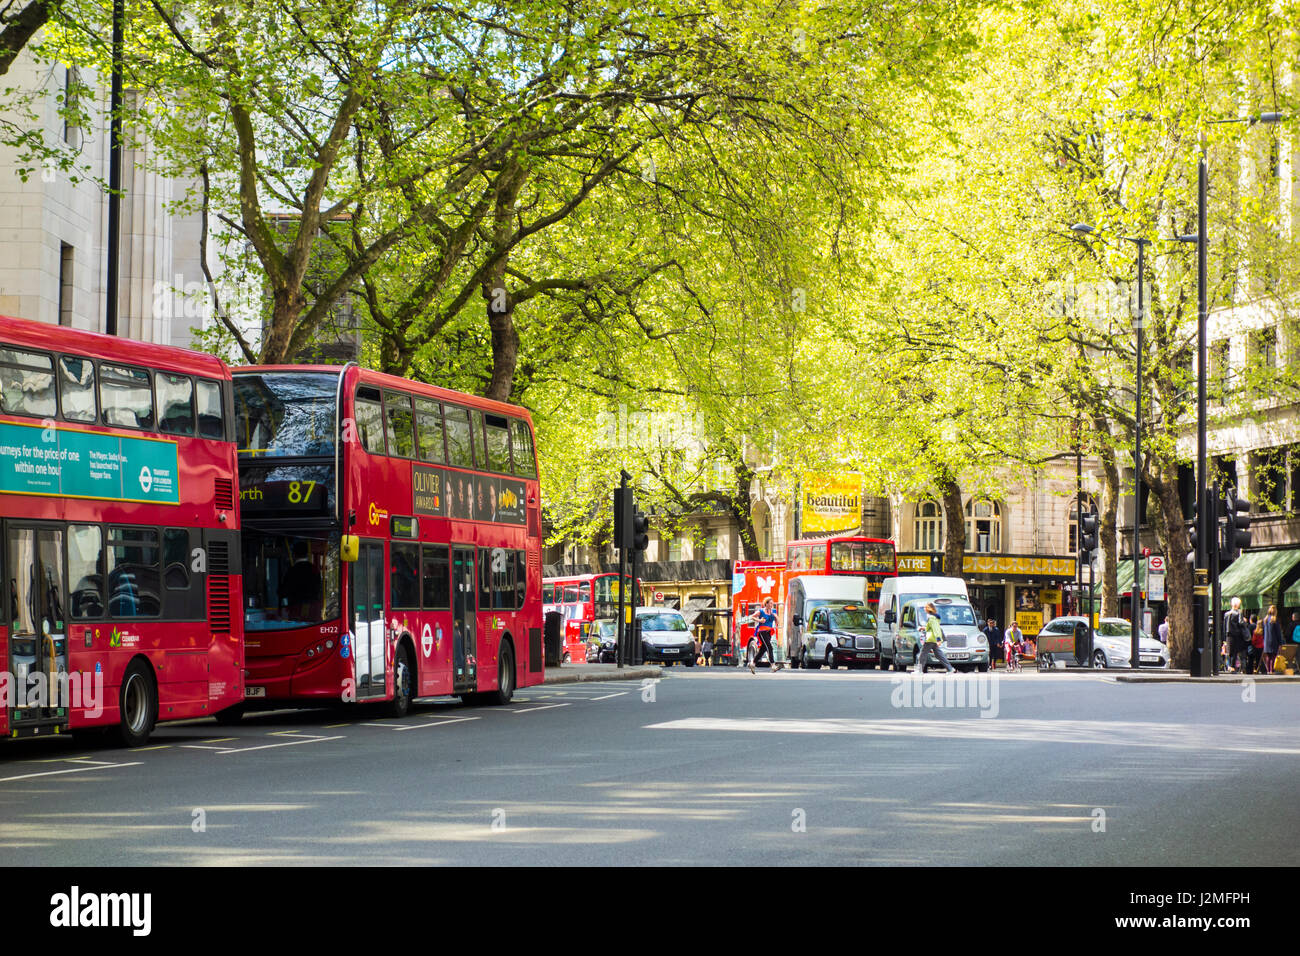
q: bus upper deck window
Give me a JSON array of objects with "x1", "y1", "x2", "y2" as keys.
[
  {"x1": 0, "y1": 347, "x2": 56, "y2": 418},
  {"x1": 157, "y1": 373, "x2": 195, "y2": 436},
  {"x1": 58, "y1": 355, "x2": 97, "y2": 422},
  {"x1": 196, "y1": 379, "x2": 225, "y2": 439},
  {"x1": 100, "y1": 364, "x2": 154, "y2": 430}
]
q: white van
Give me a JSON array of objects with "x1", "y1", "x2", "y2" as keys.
[
  {"x1": 876, "y1": 576, "x2": 969, "y2": 670},
  {"x1": 784, "y1": 575, "x2": 871, "y2": 665}
]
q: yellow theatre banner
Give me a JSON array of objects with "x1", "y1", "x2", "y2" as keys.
[{"x1": 800, "y1": 472, "x2": 862, "y2": 534}]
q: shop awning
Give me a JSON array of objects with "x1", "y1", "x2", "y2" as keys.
[
  {"x1": 1114, "y1": 559, "x2": 1138, "y2": 597},
  {"x1": 1217, "y1": 549, "x2": 1300, "y2": 611},
  {"x1": 681, "y1": 597, "x2": 717, "y2": 626}
]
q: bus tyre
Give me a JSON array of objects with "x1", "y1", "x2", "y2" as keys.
[
  {"x1": 485, "y1": 643, "x2": 515, "y2": 706},
  {"x1": 116, "y1": 660, "x2": 158, "y2": 748},
  {"x1": 385, "y1": 644, "x2": 414, "y2": 719},
  {"x1": 214, "y1": 703, "x2": 246, "y2": 725}
]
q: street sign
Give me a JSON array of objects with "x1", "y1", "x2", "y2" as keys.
[
  {"x1": 1148, "y1": 554, "x2": 1165, "y2": 573},
  {"x1": 1148, "y1": 572, "x2": 1165, "y2": 602}
]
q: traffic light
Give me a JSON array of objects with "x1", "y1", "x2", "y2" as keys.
[
  {"x1": 631, "y1": 510, "x2": 650, "y2": 552},
  {"x1": 613, "y1": 486, "x2": 634, "y2": 550},
  {"x1": 1220, "y1": 491, "x2": 1252, "y2": 563},
  {"x1": 1079, "y1": 505, "x2": 1099, "y2": 556},
  {"x1": 1186, "y1": 498, "x2": 1198, "y2": 565}
]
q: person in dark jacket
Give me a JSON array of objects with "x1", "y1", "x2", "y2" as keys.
[
  {"x1": 983, "y1": 618, "x2": 1003, "y2": 669},
  {"x1": 1223, "y1": 597, "x2": 1249, "y2": 673},
  {"x1": 1262, "y1": 605, "x2": 1282, "y2": 674}
]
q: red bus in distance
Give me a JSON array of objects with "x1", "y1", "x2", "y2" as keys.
[
  {"x1": 785, "y1": 536, "x2": 898, "y2": 604},
  {"x1": 233, "y1": 364, "x2": 544, "y2": 715},
  {"x1": 542, "y1": 571, "x2": 635, "y2": 662},
  {"x1": 0, "y1": 314, "x2": 243, "y2": 745}
]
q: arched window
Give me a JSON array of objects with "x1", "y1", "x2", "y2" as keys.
[
  {"x1": 914, "y1": 500, "x2": 944, "y2": 551},
  {"x1": 1067, "y1": 493, "x2": 1097, "y2": 554},
  {"x1": 965, "y1": 499, "x2": 1001, "y2": 553}
]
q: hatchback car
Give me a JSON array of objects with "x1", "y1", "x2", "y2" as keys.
[
  {"x1": 1038, "y1": 616, "x2": 1170, "y2": 668},
  {"x1": 636, "y1": 608, "x2": 697, "y2": 666}
]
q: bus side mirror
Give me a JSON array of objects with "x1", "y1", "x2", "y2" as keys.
[
  {"x1": 340, "y1": 535, "x2": 360, "y2": 562},
  {"x1": 884, "y1": 610, "x2": 896, "y2": 624}
]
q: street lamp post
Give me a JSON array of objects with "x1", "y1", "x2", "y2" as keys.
[
  {"x1": 1070, "y1": 223, "x2": 1148, "y2": 667},
  {"x1": 1176, "y1": 112, "x2": 1286, "y2": 676}
]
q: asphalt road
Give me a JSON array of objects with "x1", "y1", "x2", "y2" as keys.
[{"x1": 1, "y1": 667, "x2": 1295, "y2": 866}]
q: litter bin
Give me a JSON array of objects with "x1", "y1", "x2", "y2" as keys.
[{"x1": 544, "y1": 610, "x2": 563, "y2": 667}]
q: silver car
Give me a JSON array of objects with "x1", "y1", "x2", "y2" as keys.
[{"x1": 1038, "y1": 616, "x2": 1171, "y2": 669}]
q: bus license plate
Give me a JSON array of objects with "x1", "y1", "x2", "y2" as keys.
[{"x1": 245, "y1": 686, "x2": 266, "y2": 698}]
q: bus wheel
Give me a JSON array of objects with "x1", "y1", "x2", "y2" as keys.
[
  {"x1": 116, "y1": 660, "x2": 158, "y2": 748},
  {"x1": 214, "y1": 703, "x2": 246, "y2": 725},
  {"x1": 385, "y1": 644, "x2": 414, "y2": 719},
  {"x1": 485, "y1": 643, "x2": 515, "y2": 706}
]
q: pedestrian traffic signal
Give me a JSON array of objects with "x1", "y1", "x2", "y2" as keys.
[
  {"x1": 1220, "y1": 491, "x2": 1252, "y2": 563},
  {"x1": 632, "y1": 510, "x2": 650, "y2": 552}
]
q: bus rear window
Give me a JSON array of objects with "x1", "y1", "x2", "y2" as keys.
[{"x1": 233, "y1": 371, "x2": 338, "y2": 457}]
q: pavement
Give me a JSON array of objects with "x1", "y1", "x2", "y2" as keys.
[{"x1": 543, "y1": 662, "x2": 662, "y2": 684}]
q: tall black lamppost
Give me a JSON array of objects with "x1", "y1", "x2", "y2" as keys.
[
  {"x1": 1071, "y1": 224, "x2": 1149, "y2": 666},
  {"x1": 1175, "y1": 112, "x2": 1286, "y2": 675}
]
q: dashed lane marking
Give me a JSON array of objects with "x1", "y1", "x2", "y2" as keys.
[
  {"x1": 510, "y1": 702, "x2": 572, "y2": 714},
  {"x1": 0, "y1": 761, "x2": 144, "y2": 783},
  {"x1": 215, "y1": 735, "x2": 346, "y2": 755}
]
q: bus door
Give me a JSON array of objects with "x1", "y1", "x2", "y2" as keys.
[
  {"x1": 452, "y1": 547, "x2": 477, "y2": 694},
  {"x1": 5, "y1": 525, "x2": 69, "y2": 730},
  {"x1": 349, "y1": 539, "x2": 387, "y2": 700}
]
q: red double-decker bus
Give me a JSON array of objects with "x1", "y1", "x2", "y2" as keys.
[
  {"x1": 0, "y1": 315, "x2": 243, "y2": 745},
  {"x1": 232, "y1": 364, "x2": 544, "y2": 716},
  {"x1": 785, "y1": 535, "x2": 898, "y2": 604},
  {"x1": 542, "y1": 571, "x2": 634, "y2": 661}
]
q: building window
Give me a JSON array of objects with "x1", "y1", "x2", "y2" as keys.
[
  {"x1": 965, "y1": 499, "x2": 1001, "y2": 553},
  {"x1": 1211, "y1": 456, "x2": 1238, "y2": 496},
  {"x1": 914, "y1": 500, "x2": 943, "y2": 551},
  {"x1": 1209, "y1": 339, "x2": 1231, "y2": 403},
  {"x1": 1248, "y1": 327, "x2": 1277, "y2": 399},
  {"x1": 58, "y1": 243, "x2": 74, "y2": 326},
  {"x1": 668, "y1": 537, "x2": 684, "y2": 562}
]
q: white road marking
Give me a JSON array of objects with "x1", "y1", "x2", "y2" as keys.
[
  {"x1": 511, "y1": 702, "x2": 572, "y2": 714},
  {"x1": 585, "y1": 692, "x2": 629, "y2": 701},
  {"x1": 0, "y1": 762, "x2": 143, "y2": 783},
  {"x1": 216, "y1": 735, "x2": 345, "y2": 755},
  {"x1": 394, "y1": 717, "x2": 479, "y2": 731}
]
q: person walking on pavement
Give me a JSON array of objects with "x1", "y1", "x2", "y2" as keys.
[
  {"x1": 1262, "y1": 604, "x2": 1282, "y2": 674},
  {"x1": 1223, "y1": 597, "x2": 1249, "y2": 673},
  {"x1": 919, "y1": 602, "x2": 956, "y2": 674},
  {"x1": 749, "y1": 597, "x2": 782, "y2": 673},
  {"x1": 983, "y1": 618, "x2": 1003, "y2": 670},
  {"x1": 1157, "y1": 616, "x2": 1169, "y2": 644}
]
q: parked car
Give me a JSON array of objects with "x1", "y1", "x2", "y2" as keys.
[
  {"x1": 800, "y1": 603, "x2": 879, "y2": 669},
  {"x1": 585, "y1": 619, "x2": 618, "y2": 663},
  {"x1": 896, "y1": 597, "x2": 990, "y2": 672},
  {"x1": 636, "y1": 607, "x2": 697, "y2": 666},
  {"x1": 1038, "y1": 616, "x2": 1170, "y2": 669},
  {"x1": 785, "y1": 574, "x2": 872, "y2": 666}
]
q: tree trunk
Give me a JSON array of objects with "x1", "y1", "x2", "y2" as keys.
[
  {"x1": 259, "y1": 287, "x2": 304, "y2": 363},
  {"x1": 0, "y1": 0, "x2": 55, "y2": 77},
  {"x1": 731, "y1": 458, "x2": 761, "y2": 560},
  {"x1": 482, "y1": 160, "x2": 525, "y2": 403},
  {"x1": 1147, "y1": 462, "x2": 1195, "y2": 668},
  {"x1": 940, "y1": 472, "x2": 965, "y2": 579},
  {"x1": 1096, "y1": 422, "x2": 1121, "y2": 618}
]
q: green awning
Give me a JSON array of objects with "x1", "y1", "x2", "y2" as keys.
[
  {"x1": 1287, "y1": 579, "x2": 1300, "y2": 605},
  {"x1": 1217, "y1": 549, "x2": 1300, "y2": 611},
  {"x1": 1114, "y1": 559, "x2": 1137, "y2": 597}
]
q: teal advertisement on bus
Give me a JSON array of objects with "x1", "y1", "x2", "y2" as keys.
[{"x1": 0, "y1": 420, "x2": 180, "y2": 504}]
